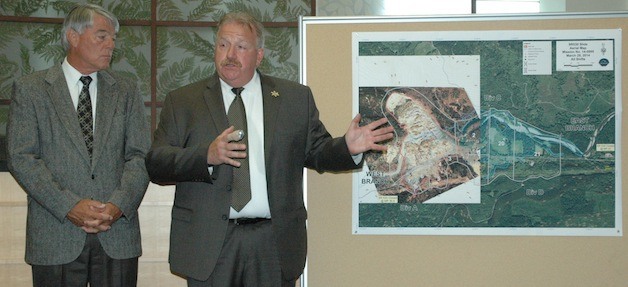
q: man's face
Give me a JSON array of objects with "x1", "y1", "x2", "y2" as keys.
[
  {"x1": 67, "y1": 14, "x2": 116, "y2": 74},
  {"x1": 214, "y1": 22, "x2": 264, "y2": 88}
]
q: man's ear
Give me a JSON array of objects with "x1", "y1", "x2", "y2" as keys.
[
  {"x1": 67, "y1": 29, "x2": 79, "y2": 48},
  {"x1": 256, "y1": 48, "x2": 264, "y2": 67}
]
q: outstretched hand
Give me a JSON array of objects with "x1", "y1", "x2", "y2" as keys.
[{"x1": 345, "y1": 114, "x2": 394, "y2": 155}]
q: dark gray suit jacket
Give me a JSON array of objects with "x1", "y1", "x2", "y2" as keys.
[
  {"x1": 146, "y1": 73, "x2": 360, "y2": 281},
  {"x1": 7, "y1": 65, "x2": 150, "y2": 265}
]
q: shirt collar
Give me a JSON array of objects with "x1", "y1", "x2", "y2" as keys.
[
  {"x1": 219, "y1": 71, "x2": 260, "y2": 96},
  {"x1": 62, "y1": 57, "x2": 98, "y2": 86}
]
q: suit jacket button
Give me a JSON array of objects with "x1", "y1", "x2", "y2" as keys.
[
  {"x1": 91, "y1": 175, "x2": 95, "y2": 180},
  {"x1": 222, "y1": 215, "x2": 229, "y2": 220},
  {"x1": 226, "y1": 185, "x2": 232, "y2": 191}
]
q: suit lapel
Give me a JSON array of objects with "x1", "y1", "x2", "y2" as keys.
[
  {"x1": 260, "y1": 74, "x2": 281, "y2": 162},
  {"x1": 91, "y1": 70, "x2": 118, "y2": 168},
  {"x1": 45, "y1": 66, "x2": 92, "y2": 164},
  {"x1": 204, "y1": 75, "x2": 229, "y2": 132}
]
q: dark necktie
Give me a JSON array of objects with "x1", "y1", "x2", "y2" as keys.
[
  {"x1": 77, "y1": 76, "x2": 94, "y2": 159},
  {"x1": 227, "y1": 87, "x2": 251, "y2": 211}
]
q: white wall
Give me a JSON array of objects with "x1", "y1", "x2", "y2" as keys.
[{"x1": 566, "y1": 0, "x2": 628, "y2": 12}]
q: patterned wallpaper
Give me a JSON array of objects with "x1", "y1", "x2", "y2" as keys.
[
  {"x1": 0, "y1": 0, "x2": 310, "y2": 169},
  {"x1": 316, "y1": 0, "x2": 384, "y2": 16}
]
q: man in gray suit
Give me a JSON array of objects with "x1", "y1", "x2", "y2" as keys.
[
  {"x1": 146, "y1": 11, "x2": 393, "y2": 287},
  {"x1": 7, "y1": 4, "x2": 150, "y2": 286}
]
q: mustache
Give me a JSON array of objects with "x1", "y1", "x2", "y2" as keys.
[{"x1": 221, "y1": 59, "x2": 242, "y2": 67}]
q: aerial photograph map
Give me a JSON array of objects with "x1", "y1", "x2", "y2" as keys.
[{"x1": 352, "y1": 30, "x2": 621, "y2": 236}]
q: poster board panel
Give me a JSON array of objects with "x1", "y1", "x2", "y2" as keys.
[{"x1": 302, "y1": 13, "x2": 628, "y2": 286}]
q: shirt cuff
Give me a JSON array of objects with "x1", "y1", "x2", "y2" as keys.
[{"x1": 352, "y1": 153, "x2": 363, "y2": 165}]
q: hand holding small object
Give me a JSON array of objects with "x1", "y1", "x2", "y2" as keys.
[
  {"x1": 207, "y1": 128, "x2": 246, "y2": 166},
  {"x1": 227, "y1": 130, "x2": 245, "y2": 142}
]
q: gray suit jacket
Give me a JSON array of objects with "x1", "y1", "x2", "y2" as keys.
[
  {"x1": 146, "y1": 73, "x2": 360, "y2": 281},
  {"x1": 7, "y1": 65, "x2": 150, "y2": 265}
]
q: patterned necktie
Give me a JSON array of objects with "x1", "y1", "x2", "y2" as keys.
[
  {"x1": 77, "y1": 76, "x2": 94, "y2": 159},
  {"x1": 227, "y1": 87, "x2": 251, "y2": 211}
]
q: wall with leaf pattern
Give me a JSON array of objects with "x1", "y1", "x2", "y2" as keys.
[{"x1": 0, "y1": 0, "x2": 309, "y2": 170}]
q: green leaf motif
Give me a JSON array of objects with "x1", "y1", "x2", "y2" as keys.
[
  {"x1": 224, "y1": 2, "x2": 266, "y2": 21},
  {"x1": 189, "y1": 64, "x2": 213, "y2": 83},
  {"x1": 19, "y1": 44, "x2": 34, "y2": 75},
  {"x1": 157, "y1": 57, "x2": 195, "y2": 101},
  {"x1": 21, "y1": 24, "x2": 65, "y2": 64},
  {"x1": 157, "y1": 0, "x2": 183, "y2": 21},
  {"x1": 259, "y1": 59, "x2": 298, "y2": 82},
  {"x1": 14, "y1": 0, "x2": 46, "y2": 16},
  {"x1": 110, "y1": 26, "x2": 151, "y2": 98},
  {"x1": 0, "y1": 23, "x2": 23, "y2": 50},
  {"x1": 169, "y1": 30, "x2": 214, "y2": 63},
  {"x1": 262, "y1": 0, "x2": 310, "y2": 21},
  {"x1": 187, "y1": 0, "x2": 221, "y2": 21},
  {"x1": 0, "y1": 55, "x2": 18, "y2": 99},
  {"x1": 283, "y1": 3, "x2": 309, "y2": 21},
  {"x1": 51, "y1": 0, "x2": 80, "y2": 15},
  {"x1": 272, "y1": 0, "x2": 289, "y2": 17},
  {"x1": 265, "y1": 28, "x2": 295, "y2": 63},
  {"x1": 115, "y1": 48, "x2": 149, "y2": 88},
  {"x1": 27, "y1": 25, "x2": 61, "y2": 53},
  {"x1": 108, "y1": 0, "x2": 150, "y2": 20},
  {"x1": 156, "y1": 28, "x2": 171, "y2": 69},
  {"x1": 40, "y1": 45, "x2": 65, "y2": 64},
  {"x1": 0, "y1": 1, "x2": 18, "y2": 14},
  {"x1": 117, "y1": 27, "x2": 150, "y2": 49}
]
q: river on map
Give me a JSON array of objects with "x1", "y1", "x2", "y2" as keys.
[{"x1": 481, "y1": 108, "x2": 584, "y2": 157}]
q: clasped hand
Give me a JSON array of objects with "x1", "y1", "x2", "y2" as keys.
[{"x1": 67, "y1": 199, "x2": 123, "y2": 233}]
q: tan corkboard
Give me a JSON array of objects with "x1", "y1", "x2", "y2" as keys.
[{"x1": 302, "y1": 13, "x2": 628, "y2": 286}]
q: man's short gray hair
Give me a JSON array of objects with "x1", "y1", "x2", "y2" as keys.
[{"x1": 61, "y1": 4, "x2": 119, "y2": 51}]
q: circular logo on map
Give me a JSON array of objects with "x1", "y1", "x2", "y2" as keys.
[{"x1": 599, "y1": 58, "x2": 610, "y2": 66}]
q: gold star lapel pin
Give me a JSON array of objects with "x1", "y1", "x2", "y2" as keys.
[{"x1": 271, "y1": 90, "x2": 279, "y2": 97}]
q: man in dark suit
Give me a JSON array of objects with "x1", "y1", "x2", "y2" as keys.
[
  {"x1": 145, "y1": 11, "x2": 393, "y2": 287},
  {"x1": 7, "y1": 4, "x2": 150, "y2": 286}
]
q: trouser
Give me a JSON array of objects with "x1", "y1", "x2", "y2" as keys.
[
  {"x1": 31, "y1": 234, "x2": 138, "y2": 287},
  {"x1": 187, "y1": 219, "x2": 297, "y2": 287}
]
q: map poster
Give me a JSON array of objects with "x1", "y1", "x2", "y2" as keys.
[{"x1": 352, "y1": 29, "x2": 622, "y2": 236}]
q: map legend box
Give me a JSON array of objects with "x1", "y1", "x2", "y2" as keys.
[{"x1": 523, "y1": 41, "x2": 552, "y2": 75}]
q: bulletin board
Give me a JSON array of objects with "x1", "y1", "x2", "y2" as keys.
[{"x1": 301, "y1": 12, "x2": 628, "y2": 286}]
